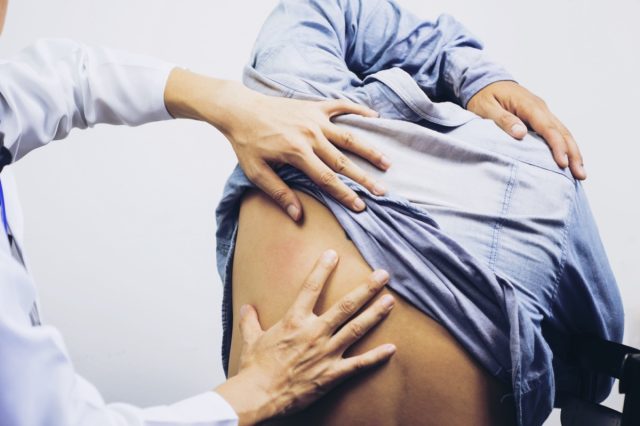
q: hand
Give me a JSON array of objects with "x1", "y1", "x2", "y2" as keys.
[
  {"x1": 467, "y1": 81, "x2": 586, "y2": 180},
  {"x1": 164, "y1": 68, "x2": 390, "y2": 221},
  {"x1": 215, "y1": 250, "x2": 396, "y2": 425}
]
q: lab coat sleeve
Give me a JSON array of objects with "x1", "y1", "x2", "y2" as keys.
[
  {"x1": 0, "y1": 38, "x2": 175, "y2": 162},
  {"x1": 0, "y1": 38, "x2": 240, "y2": 425},
  {"x1": 0, "y1": 250, "x2": 239, "y2": 426}
]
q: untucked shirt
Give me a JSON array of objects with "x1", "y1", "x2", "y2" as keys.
[{"x1": 214, "y1": 1, "x2": 625, "y2": 426}]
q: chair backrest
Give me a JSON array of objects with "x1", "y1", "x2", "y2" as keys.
[
  {"x1": 561, "y1": 397, "x2": 622, "y2": 426},
  {"x1": 559, "y1": 335, "x2": 640, "y2": 426}
]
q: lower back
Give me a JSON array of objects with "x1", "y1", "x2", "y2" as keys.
[{"x1": 228, "y1": 190, "x2": 515, "y2": 426}]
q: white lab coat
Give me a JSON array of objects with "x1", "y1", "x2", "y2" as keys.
[{"x1": 0, "y1": 39, "x2": 238, "y2": 426}]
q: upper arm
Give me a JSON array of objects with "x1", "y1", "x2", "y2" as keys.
[
  {"x1": 252, "y1": 0, "x2": 512, "y2": 104},
  {"x1": 0, "y1": 39, "x2": 173, "y2": 162}
]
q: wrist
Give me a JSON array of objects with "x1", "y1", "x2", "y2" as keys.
[
  {"x1": 163, "y1": 68, "x2": 257, "y2": 134},
  {"x1": 215, "y1": 370, "x2": 279, "y2": 426}
]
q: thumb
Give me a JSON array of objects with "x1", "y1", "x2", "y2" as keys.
[
  {"x1": 238, "y1": 304, "x2": 263, "y2": 345},
  {"x1": 479, "y1": 99, "x2": 528, "y2": 140}
]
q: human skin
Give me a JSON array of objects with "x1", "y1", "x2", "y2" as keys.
[
  {"x1": 229, "y1": 190, "x2": 516, "y2": 426},
  {"x1": 0, "y1": 0, "x2": 7, "y2": 33}
]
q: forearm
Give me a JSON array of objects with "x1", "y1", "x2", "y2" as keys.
[{"x1": 163, "y1": 68, "x2": 261, "y2": 136}]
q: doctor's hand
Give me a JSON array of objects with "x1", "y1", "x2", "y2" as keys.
[
  {"x1": 467, "y1": 81, "x2": 586, "y2": 180},
  {"x1": 215, "y1": 250, "x2": 396, "y2": 426},
  {"x1": 164, "y1": 68, "x2": 390, "y2": 221}
]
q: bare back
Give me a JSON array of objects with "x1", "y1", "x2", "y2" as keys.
[{"x1": 228, "y1": 190, "x2": 515, "y2": 426}]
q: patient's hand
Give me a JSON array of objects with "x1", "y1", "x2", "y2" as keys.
[{"x1": 467, "y1": 81, "x2": 586, "y2": 180}]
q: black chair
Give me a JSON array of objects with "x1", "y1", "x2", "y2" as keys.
[{"x1": 560, "y1": 335, "x2": 640, "y2": 426}]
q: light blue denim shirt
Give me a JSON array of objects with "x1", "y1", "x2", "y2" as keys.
[{"x1": 215, "y1": 1, "x2": 625, "y2": 425}]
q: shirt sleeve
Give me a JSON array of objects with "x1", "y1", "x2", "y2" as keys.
[
  {"x1": 0, "y1": 247, "x2": 238, "y2": 426},
  {"x1": 0, "y1": 38, "x2": 176, "y2": 163},
  {"x1": 252, "y1": 0, "x2": 514, "y2": 106}
]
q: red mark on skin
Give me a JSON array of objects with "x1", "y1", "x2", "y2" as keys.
[{"x1": 260, "y1": 233, "x2": 319, "y2": 292}]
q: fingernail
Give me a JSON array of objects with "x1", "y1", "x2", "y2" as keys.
[
  {"x1": 322, "y1": 249, "x2": 338, "y2": 264},
  {"x1": 380, "y1": 294, "x2": 395, "y2": 309},
  {"x1": 511, "y1": 123, "x2": 527, "y2": 136},
  {"x1": 379, "y1": 156, "x2": 391, "y2": 169},
  {"x1": 372, "y1": 269, "x2": 389, "y2": 284},
  {"x1": 240, "y1": 304, "x2": 250, "y2": 318},
  {"x1": 384, "y1": 344, "x2": 397, "y2": 355},
  {"x1": 353, "y1": 198, "x2": 366, "y2": 211},
  {"x1": 372, "y1": 181, "x2": 386, "y2": 196},
  {"x1": 286, "y1": 204, "x2": 300, "y2": 221}
]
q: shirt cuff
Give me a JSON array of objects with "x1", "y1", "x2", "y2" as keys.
[
  {"x1": 110, "y1": 53, "x2": 176, "y2": 123},
  {"x1": 444, "y1": 46, "x2": 516, "y2": 107},
  {"x1": 142, "y1": 391, "x2": 238, "y2": 425}
]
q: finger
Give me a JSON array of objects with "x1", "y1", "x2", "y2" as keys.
[
  {"x1": 330, "y1": 292, "x2": 395, "y2": 351},
  {"x1": 322, "y1": 123, "x2": 391, "y2": 171},
  {"x1": 555, "y1": 120, "x2": 586, "y2": 180},
  {"x1": 314, "y1": 138, "x2": 386, "y2": 196},
  {"x1": 478, "y1": 97, "x2": 528, "y2": 140},
  {"x1": 322, "y1": 99, "x2": 379, "y2": 119},
  {"x1": 246, "y1": 161, "x2": 303, "y2": 221},
  {"x1": 291, "y1": 249, "x2": 339, "y2": 314},
  {"x1": 518, "y1": 107, "x2": 570, "y2": 169},
  {"x1": 238, "y1": 304, "x2": 263, "y2": 345},
  {"x1": 332, "y1": 343, "x2": 396, "y2": 381},
  {"x1": 321, "y1": 269, "x2": 390, "y2": 331},
  {"x1": 290, "y1": 151, "x2": 366, "y2": 212}
]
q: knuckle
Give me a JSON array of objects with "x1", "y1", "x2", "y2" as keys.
[
  {"x1": 270, "y1": 188, "x2": 290, "y2": 205},
  {"x1": 333, "y1": 155, "x2": 349, "y2": 174},
  {"x1": 306, "y1": 126, "x2": 324, "y2": 142},
  {"x1": 300, "y1": 126, "x2": 316, "y2": 139},
  {"x1": 366, "y1": 280, "x2": 381, "y2": 296},
  {"x1": 248, "y1": 167, "x2": 264, "y2": 182},
  {"x1": 353, "y1": 357, "x2": 367, "y2": 372},
  {"x1": 525, "y1": 102, "x2": 543, "y2": 116},
  {"x1": 285, "y1": 144, "x2": 309, "y2": 163},
  {"x1": 349, "y1": 322, "x2": 365, "y2": 339},
  {"x1": 338, "y1": 299, "x2": 356, "y2": 315},
  {"x1": 341, "y1": 132, "x2": 355, "y2": 148},
  {"x1": 319, "y1": 170, "x2": 338, "y2": 188},
  {"x1": 283, "y1": 315, "x2": 302, "y2": 331},
  {"x1": 562, "y1": 131, "x2": 577, "y2": 144},
  {"x1": 302, "y1": 278, "x2": 322, "y2": 293},
  {"x1": 359, "y1": 174, "x2": 374, "y2": 189},
  {"x1": 318, "y1": 316, "x2": 333, "y2": 332}
]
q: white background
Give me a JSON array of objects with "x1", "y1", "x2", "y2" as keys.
[{"x1": 1, "y1": 1, "x2": 638, "y2": 424}]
